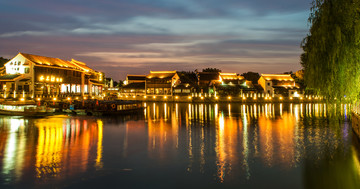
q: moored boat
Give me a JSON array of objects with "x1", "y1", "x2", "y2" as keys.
[
  {"x1": 0, "y1": 101, "x2": 55, "y2": 117},
  {"x1": 62, "y1": 100, "x2": 144, "y2": 116}
]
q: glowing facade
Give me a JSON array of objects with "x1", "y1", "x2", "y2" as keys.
[
  {"x1": 0, "y1": 53, "x2": 105, "y2": 99},
  {"x1": 145, "y1": 71, "x2": 180, "y2": 96},
  {"x1": 258, "y1": 74, "x2": 300, "y2": 97}
]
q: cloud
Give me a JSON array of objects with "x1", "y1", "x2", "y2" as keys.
[{"x1": 0, "y1": 0, "x2": 310, "y2": 80}]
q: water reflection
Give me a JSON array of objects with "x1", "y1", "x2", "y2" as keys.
[
  {"x1": 0, "y1": 116, "x2": 103, "y2": 186},
  {"x1": 0, "y1": 103, "x2": 358, "y2": 188},
  {"x1": 142, "y1": 103, "x2": 355, "y2": 183}
]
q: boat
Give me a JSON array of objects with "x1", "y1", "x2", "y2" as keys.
[
  {"x1": 62, "y1": 100, "x2": 144, "y2": 116},
  {"x1": 0, "y1": 101, "x2": 55, "y2": 117}
]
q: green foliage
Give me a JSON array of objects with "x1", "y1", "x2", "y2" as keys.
[
  {"x1": 202, "y1": 68, "x2": 221, "y2": 72},
  {"x1": 0, "y1": 57, "x2": 10, "y2": 67},
  {"x1": 301, "y1": 0, "x2": 360, "y2": 102},
  {"x1": 117, "y1": 80, "x2": 124, "y2": 88},
  {"x1": 241, "y1": 71, "x2": 260, "y2": 84}
]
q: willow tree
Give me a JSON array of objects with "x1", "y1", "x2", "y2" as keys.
[{"x1": 301, "y1": 0, "x2": 360, "y2": 102}]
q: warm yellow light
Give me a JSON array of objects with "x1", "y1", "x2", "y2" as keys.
[
  {"x1": 153, "y1": 96, "x2": 156, "y2": 99},
  {"x1": 84, "y1": 97, "x2": 87, "y2": 100},
  {"x1": 144, "y1": 96, "x2": 147, "y2": 98},
  {"x1": 290, "y1": 97, "x2": 293, "y2": 100},
  {"x1": 67, "y1": 97, "x2": 71, "y2": 100},
  {"x1": 53, "y1": 98, "x2": 57, "y2": 101},
  {"x1": 164, "y1": 96, "x2": 167, "y2": 99},
  {"x1": 188, "y1": 96, "x2": 192, "y2": 99},
  {"x1": 201, "y1": 96, "x2": 204, "y2": 100},
  {"x1": 76, "y1": 97, "x2": 79, "y2": 100},
  {"x1": 175, "y1": 96, "x2": 179, "y2": 99},
  {"x1": 133, "y1": 96, "x2": 136, "y2": 98},
  {"x1": 60, "y1": 78, "x2": 63, "y2": 82},
  {"x1": 37, "y1": 98, "x2": 41, "y2": 101},
  {"x1": 125, "y1": 95, "x2": 128, "y2": 98},
  {"x1": 215, "y1": 96, "x2": 219, "y2": 100},
  {"x1": 300, "y1": 97, "x2": 303, "y2": 100},
  {"x1": 253, "y1": 97, "x2": 256, "y2": 100},
  {"x1": 20, "y1": 98, "x2": 25, "y2": 101},
  {"x1": 228, "y1": 96, "x2": 231, "y2": 100},
  {"x1": 265, "y1": 97, "x2": 268, "y2": 100},
  {"x1": 308, "y1": 97, "x2": 312, "y2": 100},
  {"x1": 243, "y1": 96, "x2": 246, "y2": 100},
  {"x1": 269, "y1": 97, "x2": 272, "y2": 100},
  {"x1": 39, "y1": 75, "x2": 44, "y2": 81},
  {"x1": 92, "y1": 96, "x2": 95, "y2": 99},
  {"x1": 280, "y1": 97, "x2": 283, "y2": 100}
]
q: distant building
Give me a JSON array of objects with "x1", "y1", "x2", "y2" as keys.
[
  {"x1": 105, "y1": 78, "x2": 113, "y2": 88},
  {"x1": 258, "y1": 74, "x2": 300, "y2": 97},
  {"x1": 173, "y1": 72, "x2": 197, "y2": 96},
  {"x1": 121, "y1": 82, "x2": 146, "y2": 96},
  {"x1": 124, "y1": 75, "x2": 146, "y2": 85},
  {"x1": 196, "y1": 72, "x2": 220, "y2": 95},
  {"x1": 145, "y1": 71, "x2": 180, "y2": 96},
  {"x1": 0, "y1": 53, "x2": 104, "y2": 99},
  {"x1": 216, "y1": 73, "x2": 256, "y2": 96}
]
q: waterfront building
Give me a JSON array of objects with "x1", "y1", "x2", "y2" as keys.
[
  {"x1": 0, "y1": 53, "x2": 104, "y2": 99},
  {"x1": 196, "y1": 72, "x2": 220, "y2": 96},
  {"x1": 120, "y1": 74, "x2": 146, "y2": 97},
  {"x1": 145, "y1": 71, "x2": 180, "y2": 96},
  {"x1": 105, "y1": 78, "x2": 113, "y2": 88},
  {"x1": 121, "y1": 82, "x2": 146, "y2": 96},
  {"x1": 124, "y1": 75, "x2": 146, "y2": 85},
  {"x1": 216, "y1": 73, "x2": 256, "y2": 96},
  {"x1": 258, "y1": 74, "x2": 300, "y2": 97},
  {"x1": 173, "y1": 72, "x2": 197, "y2": 96}
]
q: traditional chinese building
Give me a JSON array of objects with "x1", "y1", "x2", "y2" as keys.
[
  {"x1": 258, "y1": 74, "x2": 300, "y2": 97},
  {"x1": 0, "y1": 53, "x2": 105, "y2": 99},
  {"x1": 145, "y1": 71, "x2": 180, "y2": 96},
  {"x1": 216, "y1": 73, "x2": 256, "y2": 96},
  {"x1": 196, "y1": 72, "x2": 220, "y2": 96},
  {"x1": 124, "y1": 75, "x2": 146, "y2": 85}
]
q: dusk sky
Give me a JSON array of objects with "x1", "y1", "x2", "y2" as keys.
[{"x1": 0, "y1": 0, "x2": 312, "y2": 80}]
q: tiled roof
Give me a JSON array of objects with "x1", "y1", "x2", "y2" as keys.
[
  {"x1": 0, "y1": 74, "x2": 21, "y2": 80},
  {"x1": 122, "y1": 82, "x2": 145, "y2": 89},
  {"x1": 20, "y1": 53, "x2": 93, "y2": 72},
  {"x1": 219, "y1": 73, "x2": 244, "y2": 80},
  {"x1": 261, "y1": 74, "x2": 294, "y2": 81},
  {"x1": 127, "y1": 75, "x2": 146, "y2": 81},
  {"x1": 147, "y1": 71, "x2": 177, "y2": 79}
]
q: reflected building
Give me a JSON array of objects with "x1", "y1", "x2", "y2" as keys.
[{"x1": 0, "y1": 116, "x2": 103, "y2": 185}]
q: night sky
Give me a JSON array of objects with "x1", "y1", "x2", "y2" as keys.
[{"x1": 0, "y1": 0, "x2": 311, "y2": 80}]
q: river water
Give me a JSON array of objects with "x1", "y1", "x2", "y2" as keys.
[{"x1": 0, "y1": 103, "x2": 359, "y2": 189}]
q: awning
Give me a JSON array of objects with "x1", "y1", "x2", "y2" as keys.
[{"x1": 0, "y1": 74, "x2": 21, "y2": 81}]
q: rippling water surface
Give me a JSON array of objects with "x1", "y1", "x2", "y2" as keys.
[{"x1": 0, "y1": 103, "x2": 359, "y2": 189}]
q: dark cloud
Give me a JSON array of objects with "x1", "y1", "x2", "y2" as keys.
[{"x1": 0, "y1": 0, "x2": 310, "y2": 80}]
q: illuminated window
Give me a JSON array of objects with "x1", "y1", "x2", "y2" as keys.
[
  {"x1": 76, "y1": 85, "x2": 81, "y2": 93},
  {"x1": 61, "y1": 84, "x2": 67, "y2": 93},
  {"x1": 84, "y1": 85, "x2": 88, "y2": 93}
]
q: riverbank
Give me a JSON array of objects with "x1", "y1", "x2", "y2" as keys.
[
  {"x1": 117, "y1": 95, "x2": 322, "y2": 103},
  {"x1": 352, "y1": 112, "x2": 360, "y2": 139}
]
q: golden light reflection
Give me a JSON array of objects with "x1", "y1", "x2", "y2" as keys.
[
  {"x1": 33, "y1": 116, "x2": 103, "y2": 179},
  {"x1": 95, "y1": 120, "x2": 103, "y2": 169},
  {"x1": 216, "y1": 112, "x2": 226, "y2": 182},
  {"x1": 258, "y1": 113, "x2": 296, "y2": 167},
  {"x1": 2, "y1": 119, "x2": 25, "y2": 182}
]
